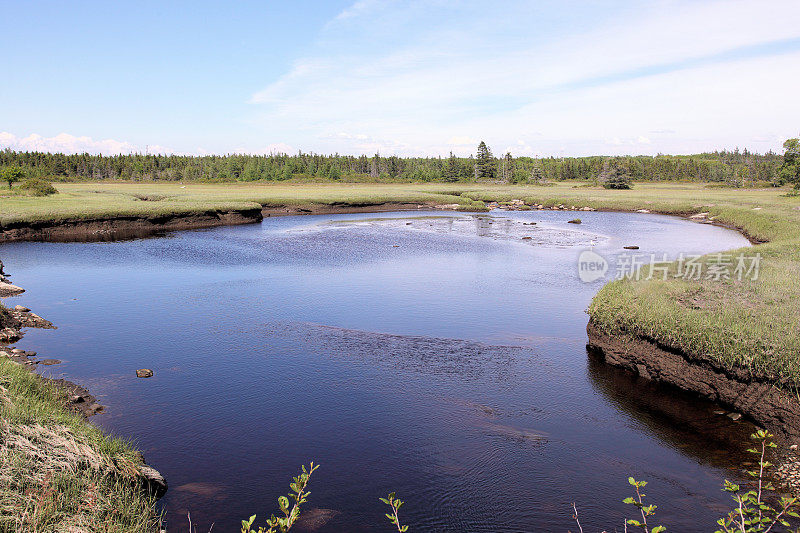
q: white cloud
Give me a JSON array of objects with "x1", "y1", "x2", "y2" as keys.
[
  {"x1": 247, "y1": 0, "x2": 800, "y2": 156},
  {"x1": 0, "y1": 132, "x2": 180, "y2": 155},
  {"x1": 248, "y1": 142, "x2": 296, "y2": 155},
  {"x1": 447, "y1": 136, "x2": 478, "y2": 146}
]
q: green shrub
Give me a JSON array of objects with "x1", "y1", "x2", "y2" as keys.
[{"x1": 18, "y1": 178, "x2": 58, "y2": 196}]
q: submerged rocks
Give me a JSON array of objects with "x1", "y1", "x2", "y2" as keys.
[{"x1": 136, "y1": 369, "x2": 154, "y2": 378}]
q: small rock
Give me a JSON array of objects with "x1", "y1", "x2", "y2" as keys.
[
  {"x1": 713, "y1": 410, "x2": 726, "y2": 415},
  {"x1": 38, "y1": 359, "x2": 61, "y2": 365},
  {"x1": 568, "y1": 218, "x2": 582, "y2": 224},
  {"x1": 623, "y1": 245, "x2": 639, "y2": 250},
  {"x1": 727, "y1": 412, "x2": 742, "y2": 421},
  {"x1": 636, "y1": 209, "x2": 650, "y2": 213},
  {"x1": 13, "y1": 305, "x2": 30, "y2": 312},
  {"x1": 70, "y1": 394, "x2": 86, "y2": 403},
  {"x1": 790, "y1": 444, "x2": 798, "y2": 450},
  {"x1": 139, "y1": 465, "x2": 168, "y2": 499},
  {"x1": 11, "y1": 349, "x2": 24, "y2": 355},
  {"x1": 521, "y1": 236, "x2": 532, "y2": 240},
  {"x1": 88, "y1": 403, "x2": 103, "y2": 413},
  {"x1": 136, "y1": 369, "x2": 154, "y2": 378}
]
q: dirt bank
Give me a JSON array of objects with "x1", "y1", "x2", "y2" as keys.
[
  {"x1": 0, "y1": 202, "x2": 466, "y2": 243},
  {"x1": 586, "y1": 320, "x2": 800, "y2": 443},
  {"x1": 0, "y1": 207, "x2": 264, "y2": 243},
  {"x1": 261, "y1": 201, "x2": 445, "y2": 217}
]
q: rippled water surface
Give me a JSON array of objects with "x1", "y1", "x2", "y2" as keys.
[{"x1": 2, "y1": 210, "x2": 754, "y2": 532}]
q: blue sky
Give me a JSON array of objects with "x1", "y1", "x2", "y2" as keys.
[{"x1": 1, "y1": 0, "x2": 799, "y2": 157}]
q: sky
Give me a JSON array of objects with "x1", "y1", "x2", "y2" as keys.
[{"x1": 1, "y1": 0, "x2": 799, "y2": 157}]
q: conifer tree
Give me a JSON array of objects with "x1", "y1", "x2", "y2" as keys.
[{"x1": 475, "y1": 141, "x2": 496, "y2": 180}]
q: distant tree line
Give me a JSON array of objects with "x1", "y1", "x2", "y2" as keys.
[{"x1": 0, "y1": 141, "x2": 792, "y2": 186}]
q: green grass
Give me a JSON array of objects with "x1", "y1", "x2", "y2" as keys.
[
  {"x1": 0, "y1": 344, "x2": 161, "y2": 532},
  {"x1": 0, "y1": 182, "x2": 491, "y2": 225}
]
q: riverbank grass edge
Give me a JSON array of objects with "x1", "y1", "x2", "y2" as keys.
[{"x1": 0, "y1": 356, "x2": 161, "y2": 532}]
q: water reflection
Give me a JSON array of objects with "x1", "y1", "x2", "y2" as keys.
[{"x1": 586, "y1": 346, "x2": 755, "y2": 467}]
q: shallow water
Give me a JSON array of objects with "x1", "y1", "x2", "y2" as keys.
[{"x1": 1, "y1": 210, "x2": 755, "y2": 532}]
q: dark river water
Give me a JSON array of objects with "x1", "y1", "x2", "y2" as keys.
[{"x1": 1, "y1": 210, "x2": 754, "y2": 532}]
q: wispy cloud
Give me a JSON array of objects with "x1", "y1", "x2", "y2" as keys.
[{"x1": 249, "y1": 0, "x2": 800, "y2": 156}]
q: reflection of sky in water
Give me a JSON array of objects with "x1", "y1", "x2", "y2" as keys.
[
  {"x1": 291, "y1": 213, "x2": 611, "y2": 248},
  {"x1": 1, "y1": 210, "x2": 753, "y2": 533}
]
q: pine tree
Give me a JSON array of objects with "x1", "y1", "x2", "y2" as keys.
[
  {"x1": 600, "y1": 158, "x2": 632, "y2": 189},
  {"x1": 502, "y1": 152, "x2": 514, "y2": 183},
  {"x1": 444, "y1": 152, "x2": 459, "y2": 182},
  {"x1": 475, "y1": 141, "x2": 495, "y2": 180}
]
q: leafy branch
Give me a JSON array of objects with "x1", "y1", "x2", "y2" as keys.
[
  {"x1": 380, "y1": 492, "x2": 409, "y2": 532},
  {"x1": 241, "y1": 462, "x2": 319, "y2": 533}
]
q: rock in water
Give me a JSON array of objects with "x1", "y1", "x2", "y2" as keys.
[
  {"x1": 139, "y1": 465, "x2": 168, "y2": 499},
  {"x1": 568, "y1": 218, "x2": 582, "y2": 224},
  {"x1": 623, "y1": 245, "x2": 639, "y2": 250},
  {"x1": 136, "y1": 369, "x2": 154, "y2": 378}
]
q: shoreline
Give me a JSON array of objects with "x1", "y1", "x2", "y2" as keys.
[
  {"x1": 2, "y1": 200, "x2": 787, "y2": 427},
  {"x1": 0, "y1": 201, "x2": 469, "y2": 243},
  {"x1": 0, "y1": 281, "x2": 168, "y2": 528},
  {"x1": 0, "y1": 197, "x2": 754, "y2": 244},
  {"x1": 586, "y1": 320, "x2": 800, "y2": 442},
  {"x1": 2, "y1": 191, "x2": 799, "y2": 524}
]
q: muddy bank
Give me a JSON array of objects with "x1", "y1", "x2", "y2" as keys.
[
  {"x1": 586, "y1": 320, "x2": 800, "y2": 443},
  {"x1": 0, "y1": 207, "x2": 264, "y2": 243},
  {"x1": 0, "y1": 202, "x2": 468, "y2": 243},
  {"x1": 261, "y1": 200, "x2": 453, "y2": 217}
]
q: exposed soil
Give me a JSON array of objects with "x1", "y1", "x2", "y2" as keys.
[
  {"x1": 0, "y1": 202, "x2": 458, "y2": 243},
  {"x1": 261, "y1": 201, "x2": 443, "y2": 217},
  {"x1": 586, "y1": 320, "x2": 800, "y2": 443},
  {"x1": 0, "y1": 207, "x2": 263, "y2": 243}
]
